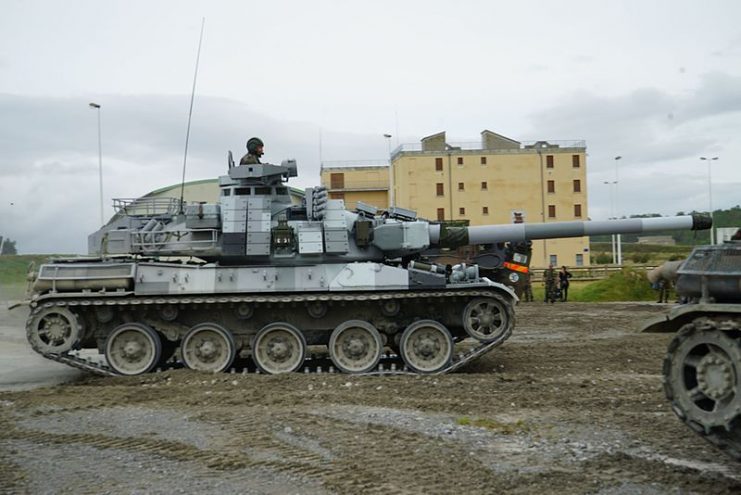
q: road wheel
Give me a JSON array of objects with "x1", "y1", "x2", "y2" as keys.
[
  {"x1": 400, "y1": 320, "x2": 453, "y2": 374},
  {"x1": 252, "y1": 323, "x2": 306, "y2": 374},
  {"x1": 105, "y1": 323, "x2": 162, "y2": 376},
  {"x1": 182, "y1": 323, "x2": 236, "y2": 373},
  {"x1": 329, "y1": 320, "x2": 383, "y2": 374}
]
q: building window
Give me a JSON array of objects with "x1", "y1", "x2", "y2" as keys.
[
  {"x1": 481, "y1": 181, "x2": 488, "y2": 190},
  {"x1": 574, "y1": 204, "x2": 582, "y2": 218},
  {"x1": 482, "y1": 206, "x2": 489, "y2": 215},
  {"x1": 573, "y1": 179, "x2": 581, "y2": 193},
  {"x1": 436, "y1": 183, "x2": 444, "y2": 196},
  {"x1": 572, "y1": 155, "x2": 580, "y2": 168},
  {"x1": 457, "y1": 157, "x2": 464, "y2": 165},
  {"x1": 459, "y1": 207, "x2": 465, "y2": 215},
  {"x1": 458, "y1": 182, "x2": 465, "y2": 191},
  {"x1": 550, "y1": 254, "x2": 558, "y2": 266},
  {"x1": 548, "y1": 205, "x2": 556, "y2": 218},
  {"x1": 437, "y1": 208, "x2": 445, "y2": 221},
  {"x1": 330, "y1": 173, "x2": 344, "y2": 189},
  {"x1": 547, "y1": 180, "x2": 555, "y2": 193},
  {"x1": 575, "y1": 253, "x2": 584, "y2": 266},
  {"x1": 435, "y1": 157, "x2": 443, "y2": 171},
  {"x1": 546, "y1": 155, "x2": 554, "y2": 168},
  {"x1": 480, "y1": 156, "x2": 487, "y2": 165}
]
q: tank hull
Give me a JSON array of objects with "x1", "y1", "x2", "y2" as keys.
[{"x1": 26, "y1": 259, "x2": 517, "y2": 376}]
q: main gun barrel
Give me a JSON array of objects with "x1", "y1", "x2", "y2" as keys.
[{"x1": 429, "y1": 214, "x2": 711, "y2": 248}]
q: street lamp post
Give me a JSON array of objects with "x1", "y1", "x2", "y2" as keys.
[
  {"x1": 603, "y1": 180, "x2": 617, "y2": 264},
  {"x1": 700, "y1": 156, "x2": 718, "y2": 244},
  {"x1": 89, "y1": 102, "x2": 104, "y2": 226},
  {"x1": 384, "y1": 133, "x2": 394, "y2": 208},
  {"x1": 614, "y1": 156, "x2": 622, "y2": 265}
]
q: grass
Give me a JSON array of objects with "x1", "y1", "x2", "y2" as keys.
[
  {"x1": 530, "y1": 267, "x2": 657, "y2": 302},
  {"x1": 0, "y1": 255, "x2": 72, "y2": 300}
]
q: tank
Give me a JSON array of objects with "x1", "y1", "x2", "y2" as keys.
[
  {"x1": 641, "y1": 235, "x2": 741, "y2": 460},
  {"x1": 22, "y1": 155, "x2": 712, "y2": 377}
]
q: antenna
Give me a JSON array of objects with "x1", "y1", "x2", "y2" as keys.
[{"x1": 179, "y1": 17, "x2": 205, "y2": 213}]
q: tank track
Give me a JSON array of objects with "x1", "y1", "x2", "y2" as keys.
[
  {"x1": 663, "y1": 317, "x2": 741, "y2": 461},
  {"x1": 28, "y1": 289, "x2": 513, "y2": 377}
]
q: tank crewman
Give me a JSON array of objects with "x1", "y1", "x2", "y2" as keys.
[
  {"x1": 240, "y1": 137, "x2": 264, "y2": 165},
  {"x1": 559, "y1": 265, "x2": 573, "y2": 302},
  {"x1": 522, "y1": 272, "x2": 534, "y2": 302},
  {"x1": 543, "y1": 264, "x2": 557, "y2": 303}
]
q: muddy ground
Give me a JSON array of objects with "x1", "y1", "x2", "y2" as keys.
[{"x1": 0, "y1": 301, "x2": 739, "y2": 494}]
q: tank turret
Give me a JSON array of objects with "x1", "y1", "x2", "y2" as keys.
[
  {"x1": 87, "y1": 160, "x2": 711, "y2": 266},
  {"x1": 24, "y1": 156, "x2": 712, "y2": 379}
]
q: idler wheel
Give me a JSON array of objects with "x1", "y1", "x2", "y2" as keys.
[
  {"x1": 329, "y1": 320, "x2": 383, "y2": 374},
  {"x1": 105, "y1": 323, "x2": 162, "y2": 376},
  {"x1": 182, "y1": 323, "x2": 236, "y2": 373},
  {"x1": 665, "y1": 321, "x2": 740, "y2": 432},
  {"x1": 399, "y1": 320, "x2": 453, "y2": 374},
  {"x1": 27, "y1": 307, "x2": 82, "y2": 354},
  {"x1": 462, "y1": 297, "x2": 512, "y2": 343},
  {"x1": 252, "y1": 322, "x2": 306, "y2": 374}
]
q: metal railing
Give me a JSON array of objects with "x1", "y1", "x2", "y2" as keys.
[{"x1": 113, "y1": 197, "x2": 184, "y2": 217}]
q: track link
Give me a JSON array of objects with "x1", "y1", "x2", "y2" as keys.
[{"x1": 28, "y1": 289, "x2": 514, "y2": 377}]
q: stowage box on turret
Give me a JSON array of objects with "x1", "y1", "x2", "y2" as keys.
[{"x1": 24, "y1": 154, "x2": 712, "y2": 377}]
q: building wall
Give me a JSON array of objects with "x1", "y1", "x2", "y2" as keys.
[
  {"x1": 320, "y1": 166, "x2": 389, "y2": 210},
  {"x1": 392, "y1": 146, "x2": 589, "y2": 268}
]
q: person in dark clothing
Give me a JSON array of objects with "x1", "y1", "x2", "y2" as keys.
[
  {"x1": 543, "y1": 264, "x2": 557, "y2": 303},
  {"x1": 655, "y1": 278, "x2": 670, "y2": 303},
  {"x1": 240, "y1": 137, "x2": 264, "y2": 165},
  {"x1": 522, "y1": 272, "x2": 534, "y2": 302},
  {"x1": 559, "y1": 265, "x2": 573, "y2": 302}
]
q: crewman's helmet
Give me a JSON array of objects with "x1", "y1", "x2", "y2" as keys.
[{"x1": 247, "y1": 137, "x2": 264, "y2": 156}]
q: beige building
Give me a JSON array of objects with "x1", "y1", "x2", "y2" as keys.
[
  {"x1": 320, "y1": 161, "x2": 390, "y2": 211},
  {"x1": 392, "y1": 130, "x2": 589, "y2": 268},
  {"x1": 321, "y1": 131, "x2": 590, "y2": 268}
]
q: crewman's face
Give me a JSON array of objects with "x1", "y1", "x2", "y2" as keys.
[{"x1": 256, "y1": 145, "x2": 264, "y2": 155}]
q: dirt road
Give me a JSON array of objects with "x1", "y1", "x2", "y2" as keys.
[{"x1": 1, "y1": 302, "x2": 738, "y2": 494}]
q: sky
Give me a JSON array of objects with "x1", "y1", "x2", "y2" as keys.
[{"x1": 0, "y1": 0, "x2": 739, "y2": 253}]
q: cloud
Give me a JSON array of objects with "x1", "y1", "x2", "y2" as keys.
[
  {"x1": 525, "y1": 72, "x2": 741, "y2": 218},
  {"x1": 0, "y1": 94, "x2": 397, "y2": 253}
]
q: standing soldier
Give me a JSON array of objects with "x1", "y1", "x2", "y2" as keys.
[
  {"x1": 522, "y1": 272, "x2": 534, "y2": 302},
  {"x1": 543, "y1": 264, "x2": 557, "y2": 303},
  {"x1": 240, "y1": 137, "x2": 264, "y2": 165}
]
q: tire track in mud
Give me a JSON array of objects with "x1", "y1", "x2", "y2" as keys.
[{"x1": 203, "y1": 407, "x2": 509, "y2": 494}]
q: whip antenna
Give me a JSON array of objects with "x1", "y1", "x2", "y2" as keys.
[{"x1": 179, "y1": 17, "x2": 205, "y2": 213}]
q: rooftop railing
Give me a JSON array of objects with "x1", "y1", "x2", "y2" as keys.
[
  {"x1": 321, "y1": 159, "x2": 390, "y2": 169},
  {"x1": 391, "y1": 139, "x2": 586, "y2": 158}
]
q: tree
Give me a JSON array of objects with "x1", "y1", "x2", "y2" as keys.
[{"x1": 0, "y1": 236, "x2": 18, "y2": 255}]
